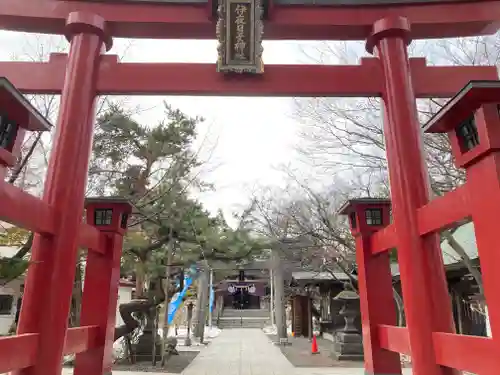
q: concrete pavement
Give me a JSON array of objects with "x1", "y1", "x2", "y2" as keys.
[
  {"x1": 182, "y1": 328, "x2": 413, "y2": 375},
  {"x1": 54, "y1": 328, "x2": 413, "y2": 375}
]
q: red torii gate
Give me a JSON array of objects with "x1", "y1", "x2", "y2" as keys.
[{"x1": 0, "y1": 1, "x2": 499, "y2": 375}]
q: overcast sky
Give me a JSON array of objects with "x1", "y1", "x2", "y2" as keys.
[
  {"x1": 0, "y1": 31, "x2": 335, "y2": 222},
  {"x1": 0, "y1": 28, "x2": 494, "y2": 229}
]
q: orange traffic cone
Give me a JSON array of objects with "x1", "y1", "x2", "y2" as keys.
[{"x1": 311, "y1": 335, "x2": 319, "y2": 354}]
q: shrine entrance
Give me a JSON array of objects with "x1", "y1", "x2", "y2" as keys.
[
  {"x1": 0, "y1": 1, "x2": 500, "y2": 375},
  {"x1": 231, "y1": 288, "x2": 251, "y2": 309},
  {"x1": 222, "y1": 269, "x2": 267, "y2": 310}
]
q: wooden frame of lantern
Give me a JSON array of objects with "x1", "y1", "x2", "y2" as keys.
[
  {"x1": 338, "y1": 198, "x2": 392, "y2": 236},
  {"x1": 85, "y1": 196, "x2": 134, "y2": 234},
  {"x1": 0, "y1": 77, "x2": 51, "y2": 169},
  {"x1": 423, "y1": 80, "x2": 500, "y2": 169}
]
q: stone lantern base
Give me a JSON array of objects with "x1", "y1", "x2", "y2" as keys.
[
  {"x1": 331, "y1": 288, "x2": 364, "y2": 361},
  {"x1": 332, "y1": 330, "x2": 364, "y2": 361}
]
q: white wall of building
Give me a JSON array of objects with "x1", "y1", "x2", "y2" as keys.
[
  {"x1": 0, "y1": 276, "x2": 134, "y2": 334},
  {"x1": 0, "y1": 279, "x2": 22, "y2": 335},
  {"x1": 0, "y1": 245, "x2": 22, "y2": 335},
  {"x1": 1, "y1": 224, "x2": 135, "y2": 332},
  {"x1": 116, "y1": 284, "x2": 134, "y2": 327}
]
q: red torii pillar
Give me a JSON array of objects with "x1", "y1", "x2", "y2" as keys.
[
  {"x1": 15, "y1": 12, "x2": 112, "y2": 375},
  {"x1": 366, "y1": 17, "x2": 458, "y2": 375}
]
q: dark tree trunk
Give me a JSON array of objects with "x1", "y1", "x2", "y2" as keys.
[{"x1": 113, "y1": 277, "x2": 181, "y2": 363}]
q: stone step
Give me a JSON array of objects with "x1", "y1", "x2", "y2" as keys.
[
  {"x1": 219, "y1": 316, "x2": 269, "y2": 322},
  {"x1": 219, "y1": 319, "x2": 268, "y2": 329},
  {"x1": 222, "y1": 309, "x2": 270, "y2": 318},
  {"x1": 217, "y1": 314, "x2": 269, "y2": 329}
]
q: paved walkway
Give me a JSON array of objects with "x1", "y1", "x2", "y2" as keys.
[
  {"x1": 182, "y1": 329, "x2": 290, "y2": 375},
  {"x1": 182, "y1": 329, "x2": 413, "y2": 375},
  {"x1": 50, "y1": 329, "x2": 413, "y2": 375}
]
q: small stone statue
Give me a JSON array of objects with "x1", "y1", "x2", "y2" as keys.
[{"x1": 165, "y1": 337, "x2": 179, "y2": 355}]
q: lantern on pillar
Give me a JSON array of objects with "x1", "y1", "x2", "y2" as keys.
[
  {"x1": 85, "y1": 196, "x2": 134, "y2": 234},
  {"x1": 423, "y1": 80, "x2": 500, "y2": 169},
  {"x1": 338, "y1": 198, "x2": 392, "y2": 236},
  {"x1": 0, "y1": 77, "x2": 51, "y2": 170},
  {"x1": 216, "y1": 0, "x2": 264, "y2": 74}
]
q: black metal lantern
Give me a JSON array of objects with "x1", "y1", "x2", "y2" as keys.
[
  {"x1": 349, "y1": 212, "x2": 357, "y2": 229},
  {"x1": 120, "y1": 213, "x2": 129, "y2": 229},
  {"x1": 365, "y1": 208, "x2": 382, "y2": 226},
  {"x1": 94, "y1": 208, "x2": 113, "y2": 226},
  {"x1": 456, "y1": 115, "x2": 480, "y2": 152},
  {"x1": 178, "y1": 269, "x2": 185, "y2": 291},
  {"x1": 0, "y1": 115, "x2": 18, "y2": 151}
]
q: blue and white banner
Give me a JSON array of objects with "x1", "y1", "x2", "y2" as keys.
[
  {"x1": 209, "y1": 284, "x2": 214, "y2": 312},
  {"x1": 167, "y1": 269, "x2": 195, "y2": 325}
]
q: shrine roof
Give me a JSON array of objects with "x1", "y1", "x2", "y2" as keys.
[
  {"x1": 211, "y1": 259, "x2": 271, "y2": 270},
  {"x1": 0, "y1": 0, "x2": 495, "y2": 40},
  {"x1": 392, "y1": 221, "x2": 478, "y2": 279},
  {"x1": 0, "y1": 77, "x2": 52, "y2": 132},
  {"x1": 423, "y1": 80, "x2": 500, "y2": 133},
  {"x1": 119, "y1": 279, "x2": 135, "y2": 287},
  {"x1": 78, "y1": 0, "x2": 473, "y2": 4},
  {"x1": 85, "y1": 196, "x2": 131, "y2": 204},
  {"x1": 338, "y1": 198, "x2": 391, "y2": 215},
  {"x1": 84, "y1": 196, "x2": 137, "y2": 213},
  {"x1": 292, "y1": 271, "x2": 351, "y2": 282},
  {"x1": 275, "y1": 0, "x2": 473, "y2": 3}
]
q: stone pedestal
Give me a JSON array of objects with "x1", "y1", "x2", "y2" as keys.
[
  {"x1": 333, "y1": 331, "x2": 364, "y2": 360},
  {"x1": 273, "y1": 337, "x2": 292, "y2": 346},
  {"x1": 133, "y1": 307, "x2": 162, "y2": 362},
  {"x1": 134, "y1": 330, "x2": 162, "y2": 362},
  {"x1": 331, "y1": 290, "x2": 364, "y2": 361}
]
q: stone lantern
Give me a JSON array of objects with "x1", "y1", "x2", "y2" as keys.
[
  {"x1": 0, "y1": 77, "x2": 51, "y2": 177},
  {"x1": 332, "y1": 288, "x2": 363, "y2": 361}
]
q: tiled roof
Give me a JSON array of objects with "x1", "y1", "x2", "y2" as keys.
[
  {"x1": 291, "y1": 271, "x2": 350, "y2": 281},
  {"x1": 391, "y1": 222, "x2": 477, "y2": 277}
]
